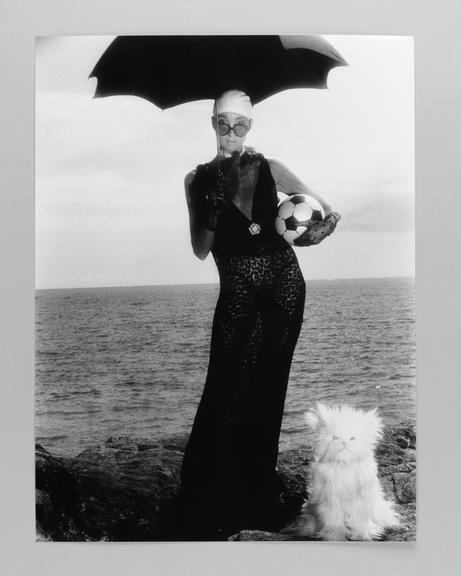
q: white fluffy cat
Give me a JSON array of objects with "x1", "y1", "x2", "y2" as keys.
[{"x1": 284, "y1": 403, "x2": 400, "y2": 541}]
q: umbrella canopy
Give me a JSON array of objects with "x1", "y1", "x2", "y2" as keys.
[{"x1": 89, "y1": 35, "x2": 347, "y2": 109}]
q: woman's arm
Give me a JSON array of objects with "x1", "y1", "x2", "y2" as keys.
[
  {"x1": 268, "y1": 158, "x2": 333, "y2": 215},
  {"x1": 184, "y1": 170, "x2": 215, "y2": 260},
  {"x1": 267, "y1": 158, "x2": 341, "y2": 247}
]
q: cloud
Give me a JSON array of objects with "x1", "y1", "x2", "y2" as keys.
[
  {"x1": 342, "y1": 182, "x2": 415, "y2": 233},
  {"x1": 35, "y1": 35, "x2": 415, "y2": 287}
]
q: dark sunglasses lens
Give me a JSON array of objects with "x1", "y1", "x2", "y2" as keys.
[
  {"x1": 234, "y1": 124, "x2": 249, "y2": 137},
  {"x1": 217, "y1": 123, "x2": 249, "y2": 137}
]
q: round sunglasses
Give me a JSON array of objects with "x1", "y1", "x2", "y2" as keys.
[{"x1": 217, "y1": 121, "x2": 250, "y2": 138}]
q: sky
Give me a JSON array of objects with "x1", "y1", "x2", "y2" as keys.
[{"x1": 35, "y1": 35, "x2": 414, "y2": 289}]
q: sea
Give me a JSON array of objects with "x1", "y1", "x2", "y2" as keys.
[{"x1": 35, "y1": 277, "x2": 415, "y2": 457}]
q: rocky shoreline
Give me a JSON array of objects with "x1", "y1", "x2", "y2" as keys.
[{"x1": 36, "y1": 425, "x2": 416, "y2": 542}]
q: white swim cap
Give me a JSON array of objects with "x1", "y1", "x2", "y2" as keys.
[{"x1": 213, "y1": 90, "x2": 253, "y2": 119}]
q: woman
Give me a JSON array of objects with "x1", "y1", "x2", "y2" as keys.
[{"x1": 179, "y1": 90, "x2": 340, "y2": 539}]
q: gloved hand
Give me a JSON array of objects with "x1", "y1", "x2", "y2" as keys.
[
  {"x1": 210, "y1": 151, "x2": 241, "y2": 201},
  {"x1": 204, "y1": 183, "x2": 225, "y2": 231},
  {"x1": 204, "y1": 152, "x2": 241, "y2": 231},
  {"x1": 293, "y1": 212, "x2": 341, "y2": 247}
]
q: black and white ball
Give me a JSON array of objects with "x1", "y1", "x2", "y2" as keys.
[{"x1": 275, "y1": 194, "x2": 325, "y2": 244}]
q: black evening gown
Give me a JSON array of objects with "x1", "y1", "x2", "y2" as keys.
[{"x1": 179, "y1": 153, "x2": 306, "y2": 538}]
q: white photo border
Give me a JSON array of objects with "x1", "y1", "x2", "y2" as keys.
[{"x1": 1, "y1": 0, "x2": 459, "y2": 575}]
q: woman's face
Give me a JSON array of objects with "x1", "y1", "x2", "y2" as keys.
[{"x1": 211, "y1": 111, "x2": 252, "y2": 156}]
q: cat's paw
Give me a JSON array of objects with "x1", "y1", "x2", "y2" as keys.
[
  {"x1": 348, "y1": 528, "x2": 373, "y2": 541},
  {"x1": 319, "y1": 526, "x2": 349, "y2": 541}
]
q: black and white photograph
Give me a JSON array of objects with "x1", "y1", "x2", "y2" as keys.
[{"x1": 35, "y1": 34, "x2": 415, "y2": 542}]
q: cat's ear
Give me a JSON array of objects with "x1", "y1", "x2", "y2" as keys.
[
  {"x1": 316, "y1": 402, "x2": 331, "y2": 424},
  {"x1": 305, "y1": 402, "x2": 329, "y2": 429},
  {"x1": 305, "y1": 408, "x2": 320, "y2": 430}
]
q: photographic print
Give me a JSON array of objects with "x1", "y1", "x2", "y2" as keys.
[{"x1": 35, "y1": 35, "x2": 415, "y2": 542}]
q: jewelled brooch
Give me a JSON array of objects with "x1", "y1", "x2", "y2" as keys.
[{"x1": 248, "y1": 222, "x2": 262, "y2": 235}]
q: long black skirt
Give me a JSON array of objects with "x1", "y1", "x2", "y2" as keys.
[{"x1": 179, "y1": 246, "x2": 306, "y2": 538}]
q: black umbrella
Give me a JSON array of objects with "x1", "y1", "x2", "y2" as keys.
[
  {"x1": 89, "y1": 35, "x2": 347, "y2": 109},
  {"x1": 90, "y1": 35, "x2": 347, "y2": 189}
]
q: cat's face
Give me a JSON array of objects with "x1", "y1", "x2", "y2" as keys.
[{"x1": 305, "y1": 403, "x2": 383, "y2": 464}]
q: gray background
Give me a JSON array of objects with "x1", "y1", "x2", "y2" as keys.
[{"x1": 1, "y1": 0, "x2": 459, "y2": 574}]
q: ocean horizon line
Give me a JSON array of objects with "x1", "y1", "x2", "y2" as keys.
[{"x1": 35, "y1": 274, "x2": 415, "y2": 292}]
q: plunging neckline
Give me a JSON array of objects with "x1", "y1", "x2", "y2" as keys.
[{"x1": 229, "y1": 162, "x2": 261, "y2": 223}]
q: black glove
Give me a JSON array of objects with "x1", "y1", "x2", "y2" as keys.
[
  {"x1": 293, "y1": 212, "x2": 341, "y2": 247},
  {"x1": 204, "y1": 181, "x2": 225, "y2": 231},
  {"x1": 204, "y1": 152, "x2": 241, "y2": 231}
]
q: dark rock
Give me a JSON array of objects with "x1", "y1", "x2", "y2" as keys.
[
  {"x1": 36, "y1": 488, "x2": 52, "y2": 526},
  {"x1": 276, "y1": 446, "x2": 310, "y2": 523},
  {"x1": 36, "y1": 424, "x2": 416, "y2": 542},
  {"x1": 71, "y1": 444, "x2": 183, "y2": 541},
  {"x1": 395, "y1": 436, "x2": 410, "y2": 449},
  {"x1": 35, "y1": 434, "x2": 304, "y2": 541},
  {"x1": 393, "y1": 472, "x2": 416, "y2": 503},
  {"x1": 228, "y1": 530, "x2": 291, "y2": 541},
  {"x1": 35, "y1": 444, "x2": 85, "y2": 541}
]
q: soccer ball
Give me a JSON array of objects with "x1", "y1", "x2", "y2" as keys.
[{"x1": 275, "y1": 194, "x2": 325, "y2": 244}]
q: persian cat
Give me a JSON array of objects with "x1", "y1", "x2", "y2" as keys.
[{"x1": 284, "y1": 403, "x2": 400, "y2": 541}]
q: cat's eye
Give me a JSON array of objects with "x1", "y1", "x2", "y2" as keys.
[{"x1": 350, "y1": 436, "x2": 355, "y2": 440}]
